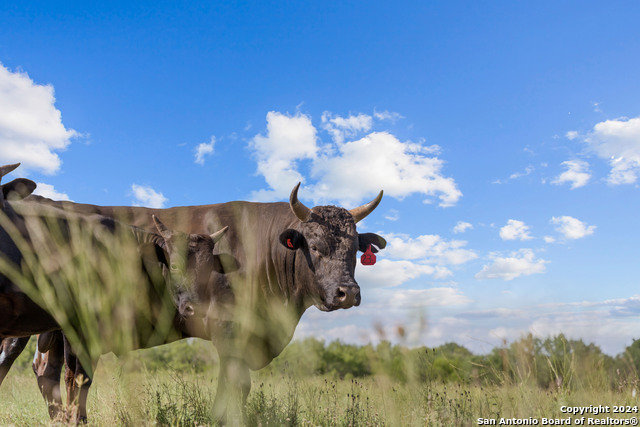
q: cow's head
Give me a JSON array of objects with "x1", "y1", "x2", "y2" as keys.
[
  {"x1": 0, "y1": 163, "x2": 37, "y2": 206},
  {"x1": 279, "y1": 183, "x2": 386, "y2": 312},
  {"x1": 151, "y1": 215, "x2": 229, "y2": 318}
]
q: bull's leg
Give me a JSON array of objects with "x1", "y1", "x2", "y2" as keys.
[
  {"x1": 63, "y1": 335, "x2": 93, "y2": 425},
  {"x1": 213, "y1": 356, "x2": 251, "y2": 425},
  {"x1": 0, "y1": 336, "x2": 30, "y2": 384},
  {"x1": 33, "y1": 332, "x2": 65, "y2": 420}
]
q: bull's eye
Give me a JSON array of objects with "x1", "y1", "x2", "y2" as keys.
[
  {"x1": 170, "y1": 263, "x2": 179, "y2": 271},
  {"x1": 310, "y1": 244, "x2": 318, "y2": 252}
]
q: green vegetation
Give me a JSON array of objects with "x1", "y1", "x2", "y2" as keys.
[{"x1": 2, "y1": 334, "x2": 640, "y2": 426}]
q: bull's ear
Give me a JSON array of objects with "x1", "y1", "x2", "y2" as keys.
[
  {"x1": 2, "y1": 178, "x2": 37, "y2": 201},
  {"x1": 358, "y1": 233, "x2": 387, "y2": 253},
  {"x1": 138, "y1": 241, "x2": 168, "y2": 265},
  {"x1": 279, "y1": 229, "x2": 304, "y2": 250}
]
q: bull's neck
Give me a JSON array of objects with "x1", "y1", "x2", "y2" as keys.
[{"x1": 267, "y1": 228, "x2": 311, "y2": 319}]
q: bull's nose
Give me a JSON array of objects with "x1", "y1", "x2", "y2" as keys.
[
  {"x1": 180, "y1": 300, "x2": 196, "y2": 317},
  {"x1": 336, "y1": 284, "x2": 361, "y2": 308}
]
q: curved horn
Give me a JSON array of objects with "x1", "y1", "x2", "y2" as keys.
[
  {"x1": 210, "y1": 226, "x2": 229, "y2": 244},
  {"x1": 289, "y1": 182, "x2": 311, "y2": 222},
  {"x1": 152, "y1": 215, "x2": 172, "y2": 240},
  {"x1": 349, "y1": 190, "x2": 383, "y2": 223},
  {"x1": 0, "y1": 163, "x2": 20, "y2": 184}
]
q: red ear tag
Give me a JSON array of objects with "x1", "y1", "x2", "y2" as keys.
[
  {"x1": 287, "y1": 238, "x2": 294, "y2": 249},
  {"x1": 361, "y1": 244, "x2": 376, "y2": 266}
]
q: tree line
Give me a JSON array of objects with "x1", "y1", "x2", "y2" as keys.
[{"x1": 11, "y1": 334, "x2": 640, "y2": 390}]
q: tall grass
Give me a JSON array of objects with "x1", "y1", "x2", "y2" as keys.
[
  {"x1": 2, "y1": 205, "x2": 638, "y2": 425},
  {"x1": 1, "y1": 334, "x2": 640, "y2": 426},
  {"x1": 0, "y1": 206, "x2": 181, "y2": 375}
]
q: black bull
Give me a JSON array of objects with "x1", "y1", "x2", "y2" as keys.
[
  {"x1": 3, "y1": 182, "x2": 386, "y2": 422},
  {"x1": 0, "y1": 164, "x2": 230, "y2": 421}
]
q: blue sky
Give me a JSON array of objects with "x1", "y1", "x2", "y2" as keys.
[{"x1": 2, "y1": 1, "x2": 639, "y2": 355}]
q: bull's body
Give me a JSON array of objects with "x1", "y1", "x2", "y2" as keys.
[
  {"x1": 3, "y1": 184, "x2": 385, "y2": 422},
  {"x1": 0, "y1": 164, "x2": 230, "y2": 422}
]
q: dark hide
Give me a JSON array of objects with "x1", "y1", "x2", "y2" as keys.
[
  {"x1": 0, "y1": 165, "x2": 229, "y2": 423},
  {"x1": 18, "y1": 183, "x2": 386, "y2": 423}
]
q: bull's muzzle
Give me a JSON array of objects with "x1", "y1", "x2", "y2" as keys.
[{"x1": 335, "y1": 283, "x2": 361, "y2": 308}]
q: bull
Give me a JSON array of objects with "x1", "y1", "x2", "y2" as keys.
[
  {"x1": 0, "y1": 164, "x2": 230, "y2": 422},
  {"x1": 9, "y1": 181, "x2": 387, "y2": 423}
]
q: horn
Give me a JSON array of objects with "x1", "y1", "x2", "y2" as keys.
[
  {"x1": 152, "y1": 215, "x2": 171, "y2": 239},
  {"x1": 0, "y1": 163, "x2": 20, "y2": 184},
  {"x1": 289, "y1": 182, "x2": 311, "y2": 222},
  {"x1": 349, "y1": 190, "x2": 383, "y2": 223},
  {"x1": 210, "y1": 226, "x2": 229, "y2": 244}
]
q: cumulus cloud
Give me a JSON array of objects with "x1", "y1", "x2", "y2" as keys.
[
  {"x1": 311, "y1": 132, "x2": 460, "y2": 207},
  {"x1": 355, "y1": 259, "x2": 447, "y2": 288},
  {"x1": 249, "y1": 111, "x2": 318, "y2": 201},
  {"x1": 551, "y1": 216, "x2": 596, "y2": 240},
  {"x1": 194, "y1": 136, "x2": 215, "y2": 165},
  {"x1": 566, "y1": 131, "x2": 579, "y2": 140},
  {"x1": 353, "y1": 232, "x2": 477, "y2": 288},
  {"x1": 475, "y1": 249, "x2": 548, "y2": 281},
  {"x1": 0, "y1": 63, "x2": 77, "y2": 174},
  {"x1": 551, "y1": 160, "x2": 591, "y2": 189},
  {"x1": 453, "y1": 221, "x2": 473, "y2": 234},
  {"x1": 321, "y1": 112, "x2": 372, "y2": 144},
  {"x1": 581, "y1": 116, "x2": 640, "y2": 184},
  {"x1": 33, "y1": 182, "x2": 70, "y2": 201},
  {"x1": 383, "y1": 232, "x2": 477, "y2": 265},
  {"x1": 499, "y1": 219, "x2": 533, "y2": 241},
  {"x1": 131, "y1": 184, "x2": 168, "y2": 208},
  {"x1": 249, "y1": 111, "x2": 462, "y2": 207}
]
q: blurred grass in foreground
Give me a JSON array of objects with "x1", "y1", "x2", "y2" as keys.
[{"x1": 2, "y1": 334, "x2": 640, "y2": 426}]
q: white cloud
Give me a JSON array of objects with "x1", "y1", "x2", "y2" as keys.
[
  {"x1": 321, "y1": 112, "x2": 372, "y2": 144},
  {"x1": 386, "y1": 288, "x2": 472, "y2": 309},
  {"x1": 528, "y1": 312, "x2": 638, "y2": 356},
  {"x1": 592, "y1": 101, "x2": 602, "y2": 113},
  {"x1": 551, "y1": 160, "x2": 591, "y2": 189},
  {"x1": 131, "y1": 184, "x2": 168, "y2": 208},
  {"x1": 543, "y1": 236, "x2": 556, "y2": 244},
  {"x1": 582, "y1": 116, "x2": 640, "y2": 184},
  {"x1": 509, "y1": 166, "x2": 534, "y2": 180},
  {"x1": 499, "y1": 219, "x2": 533, "y2": 241},
  {"x1": 355, "y1": 259, "x2": 445, "y2": 288},
  {"x1": 194, "y1": 136, "x2": 215, "y2": 165},
  {"x1": 248, "y1": 111, "x2": 462, "y2": 208},
  {"x1": 373, "y1": 110, "x2": 403, "y2": 123},
  {"x1": 383, "y1": 232, "x2": 477, "y2": 265},
  {"x1": 453, "y1": 221, "x2": 473, "y2": 234},
  {"x1": 310, "y1": 132, "x2": 461, "y2": 207},
  {"x1": 566, "y1": 131, "x2": 579, "y2": 140},
  {"x1": 475, "y1": 249, "x2": 548, "y2": 281},
  {"x1": 0, "y1": 63, "x2": 78, "y2": 174},
  {"x1": 249, "y1": 111, "x2": 318, "y2": 201},
  {"x1": 493, "y1": 166, "x2": 534, "y2": 184},
  {"x1": 33, "y1": 182, "x2": 70, "y2": 201},
  {"x1": 384, "y1": 209, "x2": 399, "y2": 221},
  {"x1": 550, "y1": 216, "x2": 596, "y2": 240}
]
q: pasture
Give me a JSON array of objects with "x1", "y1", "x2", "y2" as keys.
[{"x1": 1, "y1": 335, "x2": 638, "y2": 426}]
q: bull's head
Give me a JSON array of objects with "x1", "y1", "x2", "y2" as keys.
[
  {"x1": 279, "y1": 183, "x2": 386, "y2": 312},
  {"x1": 152, "y1": 215, "x2": 229, "y2": 319},
  {"x1": 0, "y1": 163, "x2": 37, "y2": 206}
]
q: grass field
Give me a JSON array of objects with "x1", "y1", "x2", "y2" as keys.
[{"x1": 2, "y1": 337, "x2": 639, "y2": 426}]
